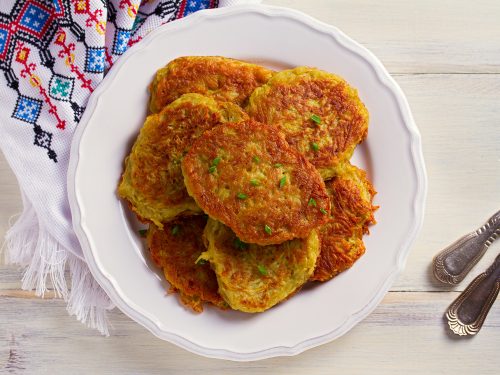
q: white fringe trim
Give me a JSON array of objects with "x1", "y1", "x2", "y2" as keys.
[
  {"x1": 3, "y1": 199, "x2": 37, "y2": 266},
  {"x1": 67, "y1": 255, "x2": 113, "y2": 335},
  {"x1": 2, "y1": 207, "x2": 114, "y2": 335}
]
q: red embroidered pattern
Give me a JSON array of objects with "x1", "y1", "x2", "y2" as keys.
[
  {"x1": 127, "y1": 36, "x2": 142, "y2": 47},
  {"x1": 104, "y1": 47, "x2": 114, "y2": 68},
  {"x1": 15, "y1": 42, "x2": 67, "y2": 130},
  {"x1": 72, "y1": 0, "x2": 106, "y2": 35},
  {"x1": 119, "y1": 0, "x2": 139, "y2": 18},
  {"x1": 54, "y1": 29, "x2": 93, "y2": 92}
]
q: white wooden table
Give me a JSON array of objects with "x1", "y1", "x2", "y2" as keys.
[{"x1": 1, "y1": 1, "x2": 499, "y2": 373}]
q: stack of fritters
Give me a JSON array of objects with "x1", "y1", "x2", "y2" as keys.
[{"x1": 118, "y1": 56, "x2": 377, "y2": 313}]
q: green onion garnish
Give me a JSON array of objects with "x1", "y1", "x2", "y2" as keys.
[
  {"x1": 308, "y1": 198, "x2": 317, "y2": 207},
  {"x1": 250, "y1": 179, "x2": 259, "y2": 186},
  {"x1": 253, "y1": 156, "x2": 260, "y2": 163},
  {"x1": 264, "y1": 225, "x2": 272, "y2": 235},
  {"x1": 320, "y1": 208, "x2": 328, "y2": 215},
  {"x1": 279, "y1": 175, "x2": 286, "y2": 188},
  {"x1": 171, "y1": 225, "x2": 180, "y2": 235},
  {"x1": 311, "y1": 142, "x2": 319, "y2": 152},
  {"x1": 212, "y1": 156, "x2": 221, "y2": 166},
  {"x1": 208, "y1": 165, "x2": 217, "y2": 174},
  {"x1": 234, "y1": 237, "x2": 249, "y2": 250},
  {"x1": 138, "y1": 229, "x2": 147, "y2": 237},
  {"x1": 257, "y1": 264, "x2": 268, "y2": 276},
  {"x1": 237, "y1": 192, "x2": 247, "y2": 200},
  {"x1": 310, "y1": 114, "x2": 321, "y2": 124},
  {"x1": 274, "y1": 163, "x2": 282, "y2": 168},
  {"x1": 196, "y1": 258, "x2": 208, "y2": 265}
]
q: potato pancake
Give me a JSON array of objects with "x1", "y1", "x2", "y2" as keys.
[
  {"x1": 149, "y1": 56, "x2": 274, "y2": 113},
  {"x1": 311, "y1": 163, "x2": 377, "y2": 282},
  {"x1": 118, "y1": 93, "x2": 248, "y2": 227},
  {"x1": 182, "y1": 120, "x2": 330, "y2": 246},
  {"x1": 201, "y1": 219, "x2": 320, "y2": 313},
  {"x1": 247, "y1": 67, "x2": 369, "y2": 179},
  {"x1": 147, "y1": 216, "x2": 227, "y2": 312}
]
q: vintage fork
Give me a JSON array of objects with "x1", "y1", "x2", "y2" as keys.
[{"x1": 432, "y1": 210, "x2": 500, "y2": 336}]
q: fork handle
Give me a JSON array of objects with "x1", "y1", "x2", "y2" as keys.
[
  {"x1": 446, "y1": 253, "x2": 500, "y2": 336},
  {"x1": 433, "y1": 210, "x2": 500, "y2": 285}
]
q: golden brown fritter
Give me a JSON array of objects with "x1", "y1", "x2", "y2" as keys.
[
  {"x1": 147, "y1": 216, "x2": 227, "y2": 312},
  {"x1": 118, "y1": 93, "x2": 248, "y2": 227},
  {"x1": 247, "y1": 67, "x2": 369, "y2": 179},
  {"x1": 149, "y1": 56, "x2": 274, "y2": 113},
  {"x1": 311, "y1": 163, "x2": 377, "y2": 282},
  {"x1": 201, "y1": 219, "x2": 320, "y2": 313},
  {"x1": 182, "y1": 120, "x2": 330, "y2": 246}
]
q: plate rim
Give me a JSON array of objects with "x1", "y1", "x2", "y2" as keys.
[{"x1": 68, "y1": 4, "x2": 427, "y2": 361}]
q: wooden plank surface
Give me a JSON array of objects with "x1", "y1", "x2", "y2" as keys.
[
  {"x1": 270, "y1": 0, "x2": 500, "y2": 74},
  {"x1": 1, "y1": 0, "x2": 499, "y2": 373},
  {"x1": 0, "y1": 293, "x2": 498, "y2": 375},
  {"x1": 391, "y1": 73, "x2": 500, "y2": 291}
]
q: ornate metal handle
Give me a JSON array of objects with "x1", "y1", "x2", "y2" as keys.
[
  {"x1": 446, "y1": 253, "x2": 500, "y2": 336},
  {"x1": 433, "y1": 210, "x2": 500, "y2": 285}
]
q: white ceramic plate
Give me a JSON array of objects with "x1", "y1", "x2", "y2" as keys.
[{"x1": 68, "y1": 5, "x2": 426, "y2": 361}]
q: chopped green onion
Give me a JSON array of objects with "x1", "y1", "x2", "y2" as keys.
[
  {"x1": 279, "y1": 175, "x2": 287, "y2": 188},
  {"x1": 171, "y1": 225, "x2": 180, "y2": 235},
  {"x1": 237, "y1": 192, "x2": 247, "y2": 200},
  {"x1": 274, "y1": 163, "x2": 282, "y2": 168},
  {"x1": 257, "y1": 264, "x2": 268, "y2": 276},
  {"x1": 250, "y1": 179, "x2": 259, "y2": 186},
  {"x1": 264, "y1": 225, "x2": 272, "y2": 235},
  {"x1": 320, "y1": 208, "x2": 328, "y2": 215},
  {"x1": 311, "y1": 142, "x2": 319, "y2": 152},
  {"x1": 208, "y1": 165, "x2": 217, "y2": 174},
  {"x1": 234, "y1": 237, "x2": 249, "y2": 250},
  {"x1": 308, "y1": 198, "x2": 317, "y2": 207},
  {"x1": 196, "y1": 258, "x2": 208, "y2": 265},
  {"x1": 253, "y1": 156, "x2": 260, "y2": 163},
  {"x1": 138, "y1": 229, "x2": 147, "y2": 238},
  {"x1": 310, "y1": 114, "x2": 321, "y2": 124},
  {"x1": 212, "y1": 156, "x2": 221, "y2": 166}
]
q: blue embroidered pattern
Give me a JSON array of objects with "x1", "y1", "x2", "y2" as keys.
[
  {"x1": 113, "y1": 29, "x2": 131, "y2": 55},
  {"x1": 0, "y1": 29, "x2": 8, "y2": 56},
  {"x1": 184, "y1": 0, "x2": 212, "y2": 15},
  {"x1": 12, "y1": 96, "x2": 43, "y2": 124},
  {"x1": 85, "y1": 47, "x2": 105, "y2": 73},
  {"x1": 19, "y1": 3, "x2": 50, "y2": 34}
]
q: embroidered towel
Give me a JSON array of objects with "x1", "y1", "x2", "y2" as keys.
[{"x1": 0, "y1": 0, "x2": 260, "y2": 335}]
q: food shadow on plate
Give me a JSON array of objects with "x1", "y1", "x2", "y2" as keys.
[
  {"x1": 118, "y1": 201, "x2": 170, "y2": 291},
  {"x1": 211, "y1": 307, "x2": 260, "y2": 322},
  {"x1": 301, "y1": 266, "x2": 354, "y2": 294},
  {"x1": 351, "y1": 142, "x2": 374, "y2": 184},
  {"x1": 118, "y1": 90, "x2": 149, "y2": 158}
]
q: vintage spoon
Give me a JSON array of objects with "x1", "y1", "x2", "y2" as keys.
[
  {"x1": 446, "y1": 253, "x2": 500, "y2": 336},
  {"x1": 433, "y1": 210, "x2": 500, "y2": 285}
]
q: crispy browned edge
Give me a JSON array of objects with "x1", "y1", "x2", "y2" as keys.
[{"x1": 181, "y1": 119, "x2": 330, "y2": 246}]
